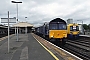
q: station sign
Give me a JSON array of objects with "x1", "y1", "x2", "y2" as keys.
[{"x1": 1, "y1": 17, "x2": 16, "y2": 23}]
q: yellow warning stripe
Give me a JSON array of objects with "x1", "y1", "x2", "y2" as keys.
[{"x1": 33, "y1": 36, "x2": 59, "y2": 60}]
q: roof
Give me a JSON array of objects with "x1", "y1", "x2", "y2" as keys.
[
  {"x1": 67, "y1": 23, "x2": 78, "y2": 26},
  {"x1": 13, "y1": 22, "x2": 33, "y2": 27},
  {"x1": 0, "y1": 24, "x2": 9, "y2": 28},
  {"x1": 49, "y1": 18, "x2": 66, "y2": 24}
]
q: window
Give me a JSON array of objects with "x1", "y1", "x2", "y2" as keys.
[
  {"x1": 76, "y1": 26, "x2": 79, "y2": 31},
  {"x1": 70, "y1": 26, "x2": 79, "y2": 31},
  {"x1": 50, "y1": 23, "x2": 66, "y2": 30},
  {"x1": 58, "y1": 24, "x2": 66, "y2": 30},
  {"x1": 70, "y1": 26, "x2": 73, "y2": 31},
  {"x1": 50, "y1": 24, "x2": 58, "y2": 30}
]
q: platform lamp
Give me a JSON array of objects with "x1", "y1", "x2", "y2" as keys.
[
  {"x1": 25, "y1": 17, "x2": 27, "y2": 22},
  {"x1": 11, "y1": 1, "x2": 22, "y2": 41}
]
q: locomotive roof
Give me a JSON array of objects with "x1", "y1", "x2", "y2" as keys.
[
  {"x1": 49, "y1": 18, "x2": 66, "y2": 24},
  {"x1": 67, "y1": 23, "x2": 78, "y2": 26}
]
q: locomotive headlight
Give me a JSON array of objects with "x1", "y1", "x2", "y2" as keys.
[
  {"x1": 63, "y1": 34, "x2": 67, "y2": 37},
  {"x1": 70, "y1": 32, "x2": 73, "y2": 34},
  {"x1": 51, "y1": 33, "x2": 54, "y2": 38},
  {"x1": 51, "y1": 36, "x2": 53, "y2": 37},
  {"x1": 65, "y1": 35, "x2": 67, "y2": 37}
]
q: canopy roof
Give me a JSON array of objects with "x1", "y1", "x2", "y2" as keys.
[{"x1": 13, "y1": 22, "x2": 33, "y2": 27}]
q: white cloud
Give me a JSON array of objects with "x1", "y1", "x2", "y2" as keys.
[{"x1": 0, "y1": 0, "x2": 90, "y2": 26}]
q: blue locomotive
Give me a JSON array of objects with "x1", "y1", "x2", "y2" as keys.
[{"x1": 35, "y1": 18, "x2": 67, "y2": 45}]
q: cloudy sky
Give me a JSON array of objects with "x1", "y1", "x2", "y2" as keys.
[{"x1": 0, "y1": 0, "x2": 90, "y2": 27}]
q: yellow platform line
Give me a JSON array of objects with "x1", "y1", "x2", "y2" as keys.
[{"x1": 33, "y1": 36, "x2": 59, "y2": 60}]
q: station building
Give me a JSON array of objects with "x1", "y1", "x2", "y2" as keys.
[{"x1": 13, "y1": 22, "x2": 33, "y2": 34}]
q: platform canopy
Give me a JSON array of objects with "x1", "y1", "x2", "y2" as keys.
[{"x1": 13, "y1": 22, "x2": 33, "y2": 27}]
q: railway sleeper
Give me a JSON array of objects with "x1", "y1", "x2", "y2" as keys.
[{"x1": 66, "y1": 42, "x2": 90, "y2": 52}]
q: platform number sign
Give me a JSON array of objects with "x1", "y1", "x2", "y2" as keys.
[{"x1": 73, "y1": 26, "x2": 76, "y2": 29}]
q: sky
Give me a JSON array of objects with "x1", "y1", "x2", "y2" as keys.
[{"x1": 0, "y1": 0, "x2": 90, "y2": 27}]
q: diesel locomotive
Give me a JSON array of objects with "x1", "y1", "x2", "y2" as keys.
[{"x1": 35, "y1": 18, "x2": 67, "y2": 45}]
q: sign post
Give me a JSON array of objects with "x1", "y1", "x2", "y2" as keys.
[
  {"x1": 1, "y1": 11, "x2": 16, "y2": 53},
  {"x1": 8, "y1": 11, "x2": 10, "y2": 53}
]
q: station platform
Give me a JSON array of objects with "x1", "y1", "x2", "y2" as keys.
[
  {"x1": 80, "y1": 34, "x2": 90, "y2": 37},
  {"x1": 0, "y1": 33, "x2": 64, "y2": 60}
]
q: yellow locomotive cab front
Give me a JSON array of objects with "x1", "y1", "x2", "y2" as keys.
[
  {"x1": 67, "y1": 23, "x2": 79, "y2": 39},
  {"x1": 49, "y1": 30, "x2": 67, "y2": 39}
]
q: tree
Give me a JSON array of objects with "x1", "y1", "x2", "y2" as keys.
[
  {"x1": 82, "y1": 24, "x2": 88, "y2": 30},
  {"x1": 87, "y1": 24, "x2": 90, "y2": 31}
]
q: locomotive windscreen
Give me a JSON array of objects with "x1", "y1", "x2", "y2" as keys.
[
  {"x1": 49, "y1": 23, "x2": 67, "y2": 30},
  {"x1": 70, "y1": 26, "x2": 79, "y2": 31}
]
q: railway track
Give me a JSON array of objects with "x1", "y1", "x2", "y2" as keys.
[
  {"x1": 65, "y1": 37, "x2": 90, "y2": 60},
  {"x1": 32, "y1": 33, "x2": 83, "y2": 60},
  {"x1": 34, "y1": 33, "x2": 90, "y2": 60}
]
